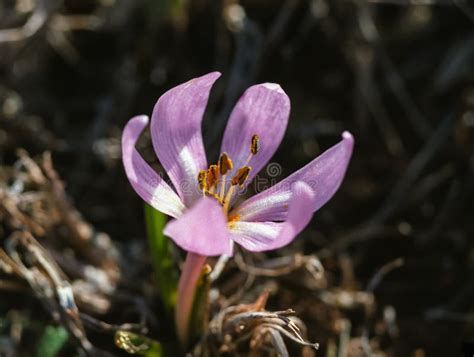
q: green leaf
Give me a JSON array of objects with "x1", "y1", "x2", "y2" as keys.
[
  {"x1": 144, "y1": 204, "x2": 179, "y2": 312},
  {"x1": 36, "y1": 325, "x2": 68, "y2": 357},
  {"x1": 115, "y1": 330, "x2": 163, "y2": 357}
]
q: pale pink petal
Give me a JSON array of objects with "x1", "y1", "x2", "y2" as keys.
[
  {"x1": 230, "y1": 182, "x2": 315, "y2": 252},
  {"x1": 163, "y1": 197, "x2": 233, "y2": 256},
  {"x1": 233, "y1": 132, "x2": 354, "y2": 222},
  {"x1": 151, "y1": 72, "x2": 221, "y2": 206},
  {"x1": 122, "y1": 115, "x2": 185, "y2": 218},
  {"x1": 221, "y1": 83, "x2": 290, "y2": 185}
]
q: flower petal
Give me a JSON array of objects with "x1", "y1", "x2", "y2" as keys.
[
  {"x1": 122, "y1": 115, "x2": 185, "y2": 218},
  {"x1": 163, "y1": 196, "x2": 233, "y2": 256},
  {"x1": 230, "y1": 182, "x2": 315, "y2": 252},
  {"x1": 221, "y1": 83, "x2": 290, "y2": 184},
  {"x1": 233, "y1": 131, "x2": 354, "y2": 222},
  {"x1": 151, "y1": 72, "x2": 221, "y2": 206}
]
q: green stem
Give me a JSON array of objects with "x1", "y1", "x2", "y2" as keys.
[{"x1": 175, "y1": 252, "x2": 206, "y2": 347}]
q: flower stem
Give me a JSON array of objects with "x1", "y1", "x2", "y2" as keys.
[{"x1": 175, "y1": 252, "x2": 207, "y2": 347}]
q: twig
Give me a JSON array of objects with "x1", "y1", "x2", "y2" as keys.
[
  {"x1": 80, "y1": 313, "x2": 145, "y2": 334},
  {"x1": 234, "y1": 251, "x2": 324, "y2": 280},
  {"x1": 367, "y1": 258, "x2": 404, "y2": 293},
  {"x1": 210, "y1": 254, "x2": 231, "y2": 282},
  {"x1": 4, "y1": 231, "x2": 97, "y2": 354},
  {"x1": 361, "y1": 258, "x2": 404, "y2": 356},
  {"x1": 0, "y1": 0, "x2": 60, "y2": 43}
]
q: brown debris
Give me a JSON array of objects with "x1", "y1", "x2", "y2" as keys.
[
  {"x1": 0, "y1": 151, "x2": 120, "y2": 292},
  {"x1": 195, "y1": 291, "x2": 318, "y2": 356},
  {"x1": 0, "y1": 152, "x2": 133, "y2": 355}
]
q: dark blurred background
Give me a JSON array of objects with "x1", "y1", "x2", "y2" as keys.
[{"x1": 1, "y1": 0, "x2": 474, "y2": 356}]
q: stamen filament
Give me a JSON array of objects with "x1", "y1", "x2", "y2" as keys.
[
  {"x1": 219, "y1": 175, "x2": 226, "y2": 202},
  {"x1": 223, "y1": 185, "x2": 235, "y2": 215},
  {"x1": 243, "y1": 153, "x2": 253, "y2": 167}
]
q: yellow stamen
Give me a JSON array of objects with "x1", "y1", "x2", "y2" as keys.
[
  {"x1": 207, "y1": 164, "x2": 219, "y2": 188},
  {"x1": 218, "y1": 153, "x2": 233, "y2": 201},
  {"x1": 219, "y1": 153, "x2": 233, "y2": 175},
  {"x1": 251, "y1": 134, "x2": 260, "y2": 155},
  {"x1": 197, "y1": 170, "x2": 208, "y2": 195},
  {"x1": 196, "y1": 138, "x2": 262, "y2": 218},
  {"x1": 231, "y1": 166, "x2": 251, "y2": 187},
  {"x1": 244, "y1": 134, "x2": 260, "y2": 166}
]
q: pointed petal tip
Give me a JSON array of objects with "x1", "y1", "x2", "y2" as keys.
[
  {"x1": 208, "y1": 71, "x2": 222, "y2": 78},
  {"x1": 125, "y1": 115, "x2": 149, "y2": 134},
  {"x1": 134, "y1": 114, "x2": 149, "y2": 125},
  {"x1": 340, "y1": 131, "x2": 355, "y2": 158},
  {"x1": 122, "y1": 115, "x2": 149, "y2": 148},
  {"x1": 196, "y1": 71, "x2": 221, "y2": 85},
  {"x1": 261, "y1": 82, "x2": 285, "y2": 93},
  {"x1": 342, "y1": 131, "x2": 354, "y2": 144}
]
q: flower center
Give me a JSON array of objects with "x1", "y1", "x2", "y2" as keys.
[{"x1": 197, "y1": 134, "x2": 260, "y2": 218}]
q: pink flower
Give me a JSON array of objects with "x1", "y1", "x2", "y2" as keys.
[{"x1": 122, "y1": 72, "x2": 354, "y2": 256}]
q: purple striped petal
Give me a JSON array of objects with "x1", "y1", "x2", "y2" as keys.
[
  {"x1": 163, "y1": 196, "x2": 233, "y2": 256},
  {"x1": 151, "y1": 72, "x2": 221, "y2": 206},
  {"x1": 233, "y1": 131, "x2": 354, "y2": 222},
  {"x1": 230, "y1": 181, "x2": 315, "y2": 252},
  {"x1": 122, "y1": 115, "x2": 185, "y2": 218},
  {"x1": 221, "y1": 83, "x2": 290, "y2": 184}
]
